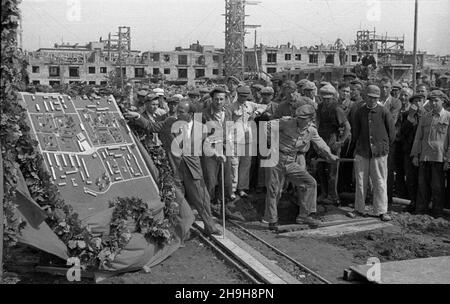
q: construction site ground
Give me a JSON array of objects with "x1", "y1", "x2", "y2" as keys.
[{"x1": 4, "y1": 193, "x2": 450, "y2": 284}]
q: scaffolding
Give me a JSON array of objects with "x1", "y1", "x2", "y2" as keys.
[
  {"x1": 355, "y1": 28, "x2": 405, "y2": 54},
  {"x1": 224, "y1": 0, "x2": 259, "y2": 79},
  {"x1": 100, "y1": 26, "x2": 131, "y2": 88}
]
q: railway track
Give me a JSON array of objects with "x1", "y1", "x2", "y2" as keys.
[{"x1": 192, "y1": 219, "x2": 332, "y2": 284}]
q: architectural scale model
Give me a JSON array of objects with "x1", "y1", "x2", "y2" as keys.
[{"x1": 18, "y1": 92, "x2": 160, "y2": 218}]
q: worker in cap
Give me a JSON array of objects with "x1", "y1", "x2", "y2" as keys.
[
  {"x1": 349, "y1": 84, "x2": 395, "y2": 221},
  {"x1": 273, "y1": 85, "x2": 316, "y2": 119},
  {"x1": 201, "y1": 86, "x2": 245, "y2": 219},
  {"x1": 251, "y1": 83, "x2": 265, "y2": 103},
  {"x1": 319, "y1": 84, "x2": 337, "y2": 98},
  {"x1": 278, "y1": 80, "x2": 301, "y2": 105},
  {"x1": 124, "y1": 100, "x2": 221, "y2": 236},
  {"x1": 135, "y1": 89, "x2": 149, "y2": 110},
  {"x1": 227, "y1": 76, "x2": 241, "y2": 104},
  {"x1": 390, "y1": 82, "x2": 402, "y2": 99},
  {"x1": 263, "y1": 104, "x2": 339, "y2": 228},
  {"x1": 410, "y1": 89, "x2": 450, "y2": 217},
  {"x1": 152, "y1": 87, "x2": 169, "y2": 113},
  {"x1": 230, "y1": 85, "x2": 266, "y2": 198},
  {"x1": 259, "y1": 87, "x2": 277, "y2": 119},
  {"x1": 296, "y1": 79, "x2": 310, "y2": 94},
  {"x1": 392, "y1": 90, "x2": 425, "y2": 213},
  {"x1": 165, "y1": 96, "x2": 181, "y2": 117},
  {"x1": 131, "y1": 94, "x2": 165, "y2": 147},
  {"x1": 316, "y1": 83, "x2": 351, "y2": 205},
  {"x1": 302, "y1": 81, "x2": 318, "y2": 106}
]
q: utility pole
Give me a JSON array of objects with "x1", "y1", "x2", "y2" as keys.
[
  {"x1": 412, "y1": 0, "x2": 418, "y2": 92},
  {"x1": 254, "y1": 30, "x2": 260, "y2": 78}
]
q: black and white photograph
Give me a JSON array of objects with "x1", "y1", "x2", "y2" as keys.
[{"x1": 1, "y1": 0, "x2": 450, "y2": 294}]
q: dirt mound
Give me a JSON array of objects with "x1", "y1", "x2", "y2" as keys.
[
  {"x1": 392, "y1": 212, "x2": 450, "y2": 237},
  {"x1": 327, "y1": 230, "x2": 450, "y2": 262}
]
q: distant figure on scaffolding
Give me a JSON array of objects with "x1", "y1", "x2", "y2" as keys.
[{"x1": 355, "y1": 52, "x2": 377, "y2": 81}]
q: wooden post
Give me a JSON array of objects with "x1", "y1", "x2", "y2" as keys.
[
  {"x1": 221, "y1": 162, "x2": 226, "y2": 238},
  {"x1": 412, "y1": 0, "x2": 418, "y2": 93}
]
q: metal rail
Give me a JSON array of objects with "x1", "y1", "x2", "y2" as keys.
[
  {"x1": 191, "y1": 226, "x2": 263, "y2": 284},
  {"x1": 228, "y1": 220, "x2": 332, "y2": 284}
]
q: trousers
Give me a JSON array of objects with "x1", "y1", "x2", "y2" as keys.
[
  {"x1": 317, "y1": 159, "x2": 338, "y2": 200},
  {"x1": 264, "y1": 154, "x2": 317, "y2": 223},
  {"x1": 416, "y1": 161, "x2": 445, "y2": 213},
  {"x1": 201, "y1": 156, "x2": 233, "y2": 202},
  {"x1": 231, "y1": 155, "x2": 252, "y2": 192},
  {"x1": 354, "y1": 154, "x2": 388, "y2": 215},
  {"x1": 178, "y1": 160, "x2": 216, "y2": 232}
]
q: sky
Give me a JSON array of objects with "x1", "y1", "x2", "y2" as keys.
[{"x1": 20, "y1": 0, "x2": 450, "y2": 55}]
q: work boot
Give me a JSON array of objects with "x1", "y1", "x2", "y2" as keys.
[
  {"x1": 238, "y1": 190, "x2": 249, "y2": 198},
  {"x1": 268, "y1": 222, "x2": 279, "y2": 231},
  {"x1": 296, "y1": 215, "x2": 322, "y2": 226},
  {"x1": 380, "y1": 213, "x2": 392, "y2": 222}
]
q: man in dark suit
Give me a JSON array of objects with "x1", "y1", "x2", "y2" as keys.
[{"x1": 125, "y1": 101, "x2": 221, "y2": 235}]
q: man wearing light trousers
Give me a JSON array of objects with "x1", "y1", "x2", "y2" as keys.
[{"x1": 350, "y1": 85, "x2": 396, "y2": 221}]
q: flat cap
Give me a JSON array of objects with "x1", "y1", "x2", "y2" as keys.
[
  {"x1": 173, "y1": 94, "x2": 184, "y2": 99},
  {"x1": 137, "y1": 89, "x2": 148, "y2": 97},
  {"x1": 296, "y1": 79, "x2": 309, "y2": 88},
  {"x1": 343, "y1": 72, "x2": 357, "y2": 78},
  {"x1": 144, "y1": 94, "x2": 159, "y2": 101},
  {"x1": 320, "y1": 81, "x2": 331, "y2": 87},
  {"x1": 168, "y1": 96, "x2": 181, "y2": 104},
  {"x1": 153, "y1": 88, "x2": 165, "y2": 96},
  {"x1": 366, "y1": 85, "x2": 381, "y2": 98},
  {"x1": 295, "y1": 104, "x2": 316, "y2": 118},
  {"x1": 209, "y1": 86, "x2": 228, "y2": 97},
  {"x1": 188, "y1": 89, "x2": 201, "y2": 96},
  {"x1": 409, "y1": 94, "x2": 426, "y2": 103},
  {"x1": 319, "y1": 84, "x2": 336, "y2": 97},
  {"x1": 236, "y1": 86, "x2": 252, "y2": 95},
  {"x1": 429, "y1": 90, "x2": 449, "y2": 101},
  {"x1": 303, "y1": 81, "x2": 316, "y2": 91},
  {"x1": 251, "y1": 83, "x2": 265, "y2": 91},
  {"x1": 392, "y1": 82, "x2": 402, "y2": 90},
  {"x1": 261, "y1": 87, "x2": 274, "y2": 95}
]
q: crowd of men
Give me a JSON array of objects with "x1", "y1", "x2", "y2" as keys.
[{"x1": 122, "y1": 72, "x2": 450, "y2": 234}]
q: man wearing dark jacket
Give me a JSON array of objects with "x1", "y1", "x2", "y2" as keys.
[
  {"x1": 350, "y1": 85, "x2": 396, "y2": 221},
  {"x1": 124, "y1": 101, "x2": 221, "y2": 235}
]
